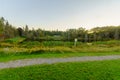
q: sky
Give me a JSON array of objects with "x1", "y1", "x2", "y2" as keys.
[{"x1": 0, "y1": 0, "x2": 120, "y2": 31}]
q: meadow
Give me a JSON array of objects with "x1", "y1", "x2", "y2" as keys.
[
  {"x1": 1, "y1": 38, "x2": 120, "y2": 80},
  {"x1": 1, "y1": 37, "x2": 120, "y2": 62}
]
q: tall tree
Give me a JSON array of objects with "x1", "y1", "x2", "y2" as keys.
[
  {"x1": 114, "y1": 29, "x2": 119, "y2": 40},
  {"x1": 0, "y1": 17, "x2": 5, "y2": 34},
  {"x1": 24, "y1": 25, "x2": 29, "y2": 38}
]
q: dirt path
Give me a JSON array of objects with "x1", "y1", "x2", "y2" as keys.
[{"x1": 0, "y1": 55, "x2": 120, "y2": 69}]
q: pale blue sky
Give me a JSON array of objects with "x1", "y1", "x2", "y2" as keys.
[{"x1": 0, "y1": 0, "x2": 120, "y2": 30}]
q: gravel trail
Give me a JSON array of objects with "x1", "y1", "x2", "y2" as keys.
[{"x1": 0, "y1": 55, "x2": 120, "y2": 69}]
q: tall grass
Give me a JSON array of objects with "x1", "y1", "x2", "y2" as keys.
[
  {"x1": 1, "y1": 39, "x2": 120, "y2": 57},
  {"x1": 1, "y1": 40, "x2": 120, "y2": 54}
]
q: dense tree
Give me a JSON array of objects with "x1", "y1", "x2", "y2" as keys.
[
  {"x1": 17, "y1": 27, "x2": 24, "y2": 37},
  {"x1": 1, "y1": 17, "x2": 120, "y2": 42},
  {"x1": 24, "y1": 25, "x2": 29, "y2": 37},
  {"x1": 0, "y1": 17, "x2": 5, "y2": 34}
]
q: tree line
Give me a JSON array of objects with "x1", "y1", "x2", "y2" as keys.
[{"x1": 0, "y1": 17, "x2": 120, "y2": 42}]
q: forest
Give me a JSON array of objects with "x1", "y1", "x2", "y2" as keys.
[{"x1": 0, "y1": 17, "x2": 120, "y2": 42}]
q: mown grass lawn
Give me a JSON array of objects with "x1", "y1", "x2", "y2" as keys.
[
  {"x1": 0, "y1": 51, "x2": 120, "y2": 62},
  {"x1": 0, "y1": 59, "x2": 120, "y2": 80}
]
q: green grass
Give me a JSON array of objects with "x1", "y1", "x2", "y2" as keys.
[
  {"x1": 4, "y1": 37, "x2": 25, "y2": 43},
  {"x1": 0, "y1": 51, "x2": 120, "y2": 62},
  {"x1": 1, "y1": 39, "x2": 120, "y2": 62},
  {"x1": 1, "y1": 59, "x2": 120, "y2": 80}
]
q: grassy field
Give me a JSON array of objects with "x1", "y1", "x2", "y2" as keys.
[
  {"x1": 0, "y1": 38, "x2": 120, "y2": 62},
  {"x1": 1, "y1": 38, "x2": 120, "y2": 80},
  {"x1": 1, "y1": 59, "x2": 120, "y2": 80}
]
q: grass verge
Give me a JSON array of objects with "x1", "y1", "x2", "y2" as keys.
[
  {"x1": 0, "y1": 51, "x2": 120, "y2": 62},
  {"x1": 0, "y1": 59, "x2": 120, "y2": 80}
]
